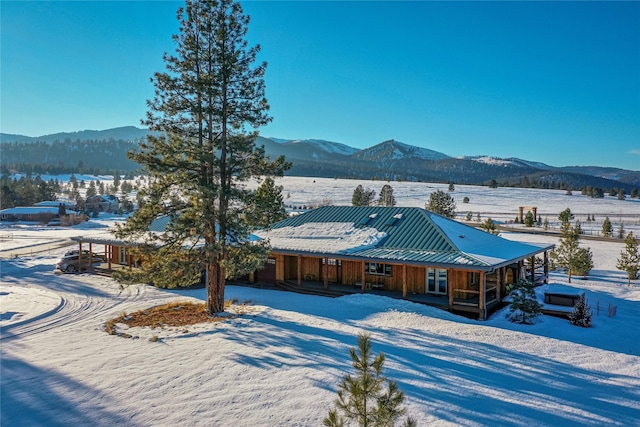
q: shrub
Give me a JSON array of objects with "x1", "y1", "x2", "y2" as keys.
[
  {"x1": 568, "y1": 294, "x2": 592, "y2": 327},
  {"x1": 507, "y1": 279, "x2": 542, "y2": 324}
]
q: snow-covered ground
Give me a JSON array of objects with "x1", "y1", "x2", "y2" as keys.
[{"x1": 1, "y1": 177, "x2": 639, "y2": 426}]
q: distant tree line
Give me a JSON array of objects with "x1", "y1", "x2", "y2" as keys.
[{"x1": 0, "y1": 174, "x2": 60, "y2": 208}]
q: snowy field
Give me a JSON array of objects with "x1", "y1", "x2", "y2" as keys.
[{"x1": 1, "y1": 177, "x2": 640, "y2": 426}]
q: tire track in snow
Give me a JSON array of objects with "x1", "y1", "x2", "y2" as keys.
[{"x1": 1, "y1": 278, "x2": 170, "y2": 341}]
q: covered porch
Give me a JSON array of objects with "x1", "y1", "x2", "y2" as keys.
[{"x1": 258, "y1": 251, "x2": 550, "y2": 320}]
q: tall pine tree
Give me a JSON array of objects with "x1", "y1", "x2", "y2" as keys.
[
  {"x1": 115, "y1": 0, "x2": 288, "y2": 314},
  {"x1": 378, "y1": 184, "x2": 396, "y2": 207},
  {"x1": 352, "y1": 185, "x2": 376, "y2": 206},
  {"x1": 426, "y1": 189, "x2": 456, "y2": 218},
  {"x1": 245, "y1": 177, "x2": 287, "y2": 229}
]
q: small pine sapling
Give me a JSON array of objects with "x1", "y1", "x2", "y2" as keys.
[
  {"x1": 324, "y1": 332, "x2": 416, "y2": 427},
  {"x1": 568, "y1": 294, "x2": 592, "y2": 327},
  {"x1": 507, "y1": 279, "x2": 542, "y2": 324}
]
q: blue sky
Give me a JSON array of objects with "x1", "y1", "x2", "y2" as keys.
[{"x1": 1, "y1": 1, "x2": 639, "y2": 170}]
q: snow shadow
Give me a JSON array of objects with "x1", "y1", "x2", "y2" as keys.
[
  {"x1": 363, "y1": 329, "x2": 640, "y2": 426},
  {"x1": 1, "y1": 356, "x2": 132, "y2": 427}
]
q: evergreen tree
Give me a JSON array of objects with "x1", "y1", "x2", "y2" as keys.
[
  {"x1": 352, "y1": 185, "x2": 376, "y2": 206},
  {"x1": 488, "y1": 179, "x2": 498, "y2": 189},
  {"x1": 448, "y1": 182, "x2": 455, "y2": 192},
  {"x1": 506, "y1": 279, "x2": 542, "y2": 324},
  {"x1": 602, "y1": 216, "x2": 613, "y2": 238},
  {"x1": 86, "y1": 181, "x2": 97, "y2": 198},
  {"x1": 324, "y1": 332, "x2": 415, "y2": 427},
  {"x1": 245, "y1": 177, "x2": 287, "y2": 228},
  {"x1": 466, "y1": 211, "x2": 473, "y2": 221},
  {"x1": 426, "y1": 189, "x2": 456, "y2": 218},
  {"x1": 616, "y1": 232, "x2": 640, "y2": 286},
  {"x1": 568, "y1": 294, "x2": 592, "y2": 328},
  {"x1": 631, "y1": 188, "x2": 638, "y2": 199},
  {"x1": 574, "y1": 219, "x2": 583, "y2": 235},
  {"x1": 115, "y1": 0, "x2": 289, "y2": 314},
  {"x1": 524, "y1": 210, "x2": 534, "y2": 227},
  {"x1": 543, "y1": 217, "x2": 549, "y2": 230},
  {"x1": 113, "y1": 171, "x2": 121, "y2": 192},
  {"x1": 617, "y1": 188, "x2": 626, "y2": 200},
  {"x1": 481, "y1": 218, "x2": 499, "y2": 235},
  {"x1": 550, "y1": 223, "x2": 591, "y2": 283},
  {"x1": 572, "y1": 247, "x2": 594, "y2": 278},
  {"x1": 98, "y1": 180, "x2": 106, "y2": 195},
  {"x1": 618, "y1": 223, "x2": 625, "y2": 239},
  {"x1": 377, "y1": 184, "x2": 396, "y2": 207},
  {"x1": 558, "y1": 208, "x2": 573, "y2": 226}
]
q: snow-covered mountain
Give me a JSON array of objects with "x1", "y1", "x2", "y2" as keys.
[
  {"x1": 352, "y1": 139, "x2": 450, "y2": 163},
  {"x1": 2, "y1": 127, "x2": 638, "y2": 189},
  {"x1": 464, "y1": 156, "x2": 553, "y2": 169}
]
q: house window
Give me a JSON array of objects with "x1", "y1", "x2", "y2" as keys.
[
  {"x1": 322, "y1": 258, "x2": 341, "y2": 266},
  {"x1": 426, "y1": 268, "x2": 447, "y2": 294},
  {"x1": 267, "y1": 258, "x2": 276, "y2": 265},
  {"x1": 366, "y1": 262, "x2": 392, "y2": 276}
]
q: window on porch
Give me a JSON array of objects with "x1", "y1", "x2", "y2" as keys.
[{"x1": 366, "y1": 262, "x2": 392, "y2": 276}]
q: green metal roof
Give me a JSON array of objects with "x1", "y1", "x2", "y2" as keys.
[{"x1": 267, "y1": 206, "x2": 553, "y2": 270}]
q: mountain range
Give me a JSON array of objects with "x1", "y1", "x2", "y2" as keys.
[{"x1": 1, "y1": 126, "x2": 638, "y2": 190}]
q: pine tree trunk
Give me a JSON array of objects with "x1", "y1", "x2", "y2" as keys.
[{"x1": 207, "y1": 261, "x2": 226, "y2": 314}]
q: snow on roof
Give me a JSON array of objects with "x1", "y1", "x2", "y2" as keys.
[
  {"x1": 34, "y1": 201, "x2": 75, "y2": 207},
  {"x1": 0, "y1": 206, "x2": 76, "y2": 215},
  {"x1": 429, "y1": 213, "x2": 553, "y2": 265},
  {"x1": 261, "y1": 206, "x2": 553, "y2": 268},
  {"x1": 255, "y1": 222, "x2": 387, "y2": 254}
]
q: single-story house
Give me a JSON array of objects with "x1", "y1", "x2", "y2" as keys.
[
  {"x1": 86, "y1": 195, "x2": 120, "y2": 213},
  {"x1": 34, "y1": 200, "x2": 77, "y2": 210},
  {"x1": 253, "y1": 206, "x2": 554, "y2": 319},
  {"x1": 0, "y1": 206, "x2": 77, "y2": 221},
  {"x1": 68, "y1": 206, "x2": 554, "y2": 319}
]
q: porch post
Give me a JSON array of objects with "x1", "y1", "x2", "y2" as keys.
[
  {"x1": 89, "y1": 243, "x2": 93, "y2": 267},
  {"x1": 479, "y1": 271, "x2": 486, "y2": 320},
  {"x1": 297, "y1": 255, "x2": 302, "y2": 287},
  {"x1": 496, "y1": 268, "x2": 502, "y2": 301},
  {"x1": 518, "y1": 260, "x2": 524, "y2": 280},
  {"x1": 108, "y1": 245, "x2": 112, "y2": 269},
  {"x1": 544, "y1": 251, "x2": 549, "y2": 284},
  {"x1": 79, "y1": 242, "x2": 83, "y2": 271},
  {"x1": 448, "y1": 268, "x2": 455, "y2": 308},
  {"x1": 361, "y1": 261, "x2": 366, "y2": 292},
  {"x1": 402, "y1": 264, "x2": 407, "y2": 299},
  {"x1": 530, "y1": 256, "x2": 536, "y2": 282},
  {"x1": 324, "y1": 257, "x2": 328, "y2": 289}
]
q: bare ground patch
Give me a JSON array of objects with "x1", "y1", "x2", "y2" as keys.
[{"x1": 106, "y1": 299, "x2": 253, "y2": 338}]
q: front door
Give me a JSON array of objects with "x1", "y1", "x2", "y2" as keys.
[{"x1": 426, "y1": 268, "x2": 447, "y2": 295}]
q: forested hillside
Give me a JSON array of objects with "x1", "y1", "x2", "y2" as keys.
[{"x1": 0, "y1": 139, "x2": 141, "y2": 175}]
